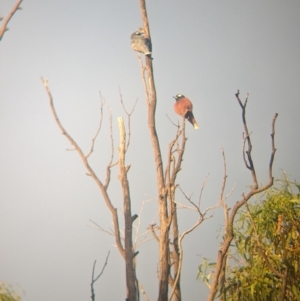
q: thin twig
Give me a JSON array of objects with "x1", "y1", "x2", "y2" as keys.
[
  {"x1": 138, "y1": 282, "x2": 150, "y2": 301},
  {"x1": 269, "y1": 113, "x2": 278, "y2": 178},
  {"x1": 178, "y1": 186, "x2": 201, "y2": 216},
  {"x1": 86, "y1": 92, "x2": 104, "y2": 159},
  {"x1": 220, "y1": 147, "x2": 229, "y2": 229},
  {"x1": 198, "y1": 174, "x2": 210, "y2": 208},
  {"x1": 168, "y1": 191, "x2": 205, "y2": 301},
  {"x1": 89, "y1": 220, "x2": 115, "y2": 237},
  {"x1": 166, "y1": 114, "x2": 182, "y2": 128},
  {"x1": 91, "y1": 251, "x2": 110, "y2": 301}
]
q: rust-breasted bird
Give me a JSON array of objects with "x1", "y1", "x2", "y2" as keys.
[
  {"x1": 173, "y1": 94, "x2": 199, "y2": 129},
  {"x1": 131, "y1": 30, "x2": 152, "y2": 57}
]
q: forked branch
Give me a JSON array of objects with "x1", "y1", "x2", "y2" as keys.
[
  {"x1": 119, "y1": 89, "x2": 138, "y2": 151},
  {"x1": 168, "y1": 163, "x2": 232, "y2": 301},
  {"x1": 207, "y1": 91, "x2": 278, "y2": 301},
  {"x1": 91, "y1": 251, "x2": 110, "y2": 301},
  {"x1": 41, "y1": 78, "x2": 125, "y2": 258}
]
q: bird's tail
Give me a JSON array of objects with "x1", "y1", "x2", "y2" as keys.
[
  {"x1": 185, "y1": 112, "x2": 200, "y2": 130},
  {"x1": 193, "y1": 121, "x2": 200, "y2": 129}
]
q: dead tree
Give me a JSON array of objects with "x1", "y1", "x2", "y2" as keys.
[
  {"x1": 0, "y1": 0, "x2": 23, "y2": 41},
  {"x1": 40, "y1": 2, "x2": 279, "y2": 300},
  {"x1": 41, "y1": 79, "x2": 138, "y2": 301},
  {"x1": 42, "y1": 0, "x2": 212, "y2": 298},
  {"x1": 207, "y1": 91, "x2": 278, "y2": 301},
  {"x1": 136, "y1": 1, "x2": 218, "y2": 300},
  {"x1": 137, "y1": 1, "x2": 225, "y2": 300},
  {"x1": 137, "y1": 0, "x2": 177, "y2": 299},
  {"x1": 137, "y1": 1, "x2": 169, "y2": 300}
]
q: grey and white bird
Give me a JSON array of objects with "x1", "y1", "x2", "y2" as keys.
[{"x1": 131, "y1": 31, "x2": 152, "y2": 57}]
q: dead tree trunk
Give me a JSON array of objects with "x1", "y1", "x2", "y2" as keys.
[
  {"x1": 42, "y1": 79, "x2": 138, "y2": 301},
  {"x1": 138, "y1": 1, "x2": 170, "y2": 300},
  {"x1": 118, "y1": 117, "x2": 137, "y2": 301}
]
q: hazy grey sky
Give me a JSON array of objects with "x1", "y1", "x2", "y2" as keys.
[{"x1": 1, "y1": 1, "x2": 300, "y2": 300}]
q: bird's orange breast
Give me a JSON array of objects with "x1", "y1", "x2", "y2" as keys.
[{"x1": 174, "y1": 97, "x2": 193, "y2": 116}]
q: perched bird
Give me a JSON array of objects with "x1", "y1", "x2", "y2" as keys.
[
  {"x1": 173, "y1": 94, "x2": 199, "y2": 129},
  {"x1": 131, "y1": 30, "x2": 152, "y2": 57}
]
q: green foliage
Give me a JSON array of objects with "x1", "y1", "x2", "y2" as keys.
[
  {"x1": 223, "y1": 176, "x2": 300, "y2": 301},
  {"x1": 197, "y1": 257, "x2": 216, "y2": 289},
  {"x1": 0, "y1": 282, "x2": 21, "y2": 301}
]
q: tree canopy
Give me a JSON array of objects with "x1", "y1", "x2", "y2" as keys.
[
  {"x1": 223, "y1": 176, "x2": 300, "y2": 301},
  {"x1": 0, "y1": 282, "x2": 21, "y2": 301}
]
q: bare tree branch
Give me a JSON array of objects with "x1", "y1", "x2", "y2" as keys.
[
  {"x1": 0, "y1": 0, "x2": 22, "y2": 41},
  {"x1": 41, "y1": 78, "x2": 125, "y2": 258},
  {"x1": 89, "y1": 219, "x2": 116, "y2": 237},
  {"x1": 164, "y1": 120, "x2": 186, "y2": 187},
  {"x1": 91, "y1": 251, "x2": 110, "y2": 301},
  {"x1": 119, "y1": 89, "x2": 138, "y2": 151},
  {"x1": 269, "y1": 113, "x2": 278, "y2": 177},
  {"x1": 168, "y1": 152, "x2": 234, "y2": 301},
  {"x1": 219, "y1": 148, "x2": 230, "y2": 231},
  {"x1": 198, "y1": 174, "x2": 210, "y2": 208},
  {"x1": 104, "y1": 104, "x2": 118, "y2": 190},
  {"x1": 138, "y1": 282, "x2": 150, "y2": 301},
  {"x1": 86, "y1": 92, "x2": 104, "y2": 159},
  {"x1": 164, "y1": 121, "x2": 187, "y2": 301},
  {"x1": 166, "y1": 114, "x2": 182, "y2": 128},
  {"x1": 207, "y1": 91, "x2": 278, "y2": 301},
  {"x1": 235, "y1": 91, "x2": 257, "y2": 184},
  {"x1": 168, "y1": 189, "x2": 210, "y2": 301}
]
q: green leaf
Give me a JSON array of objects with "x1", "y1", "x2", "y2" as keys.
[
  {"x1": 220, "y1": 176, "x2": 300, "y2": 300},
  {"x1": 292, "y1": 285, "x2": 300, "y2": 301}
]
